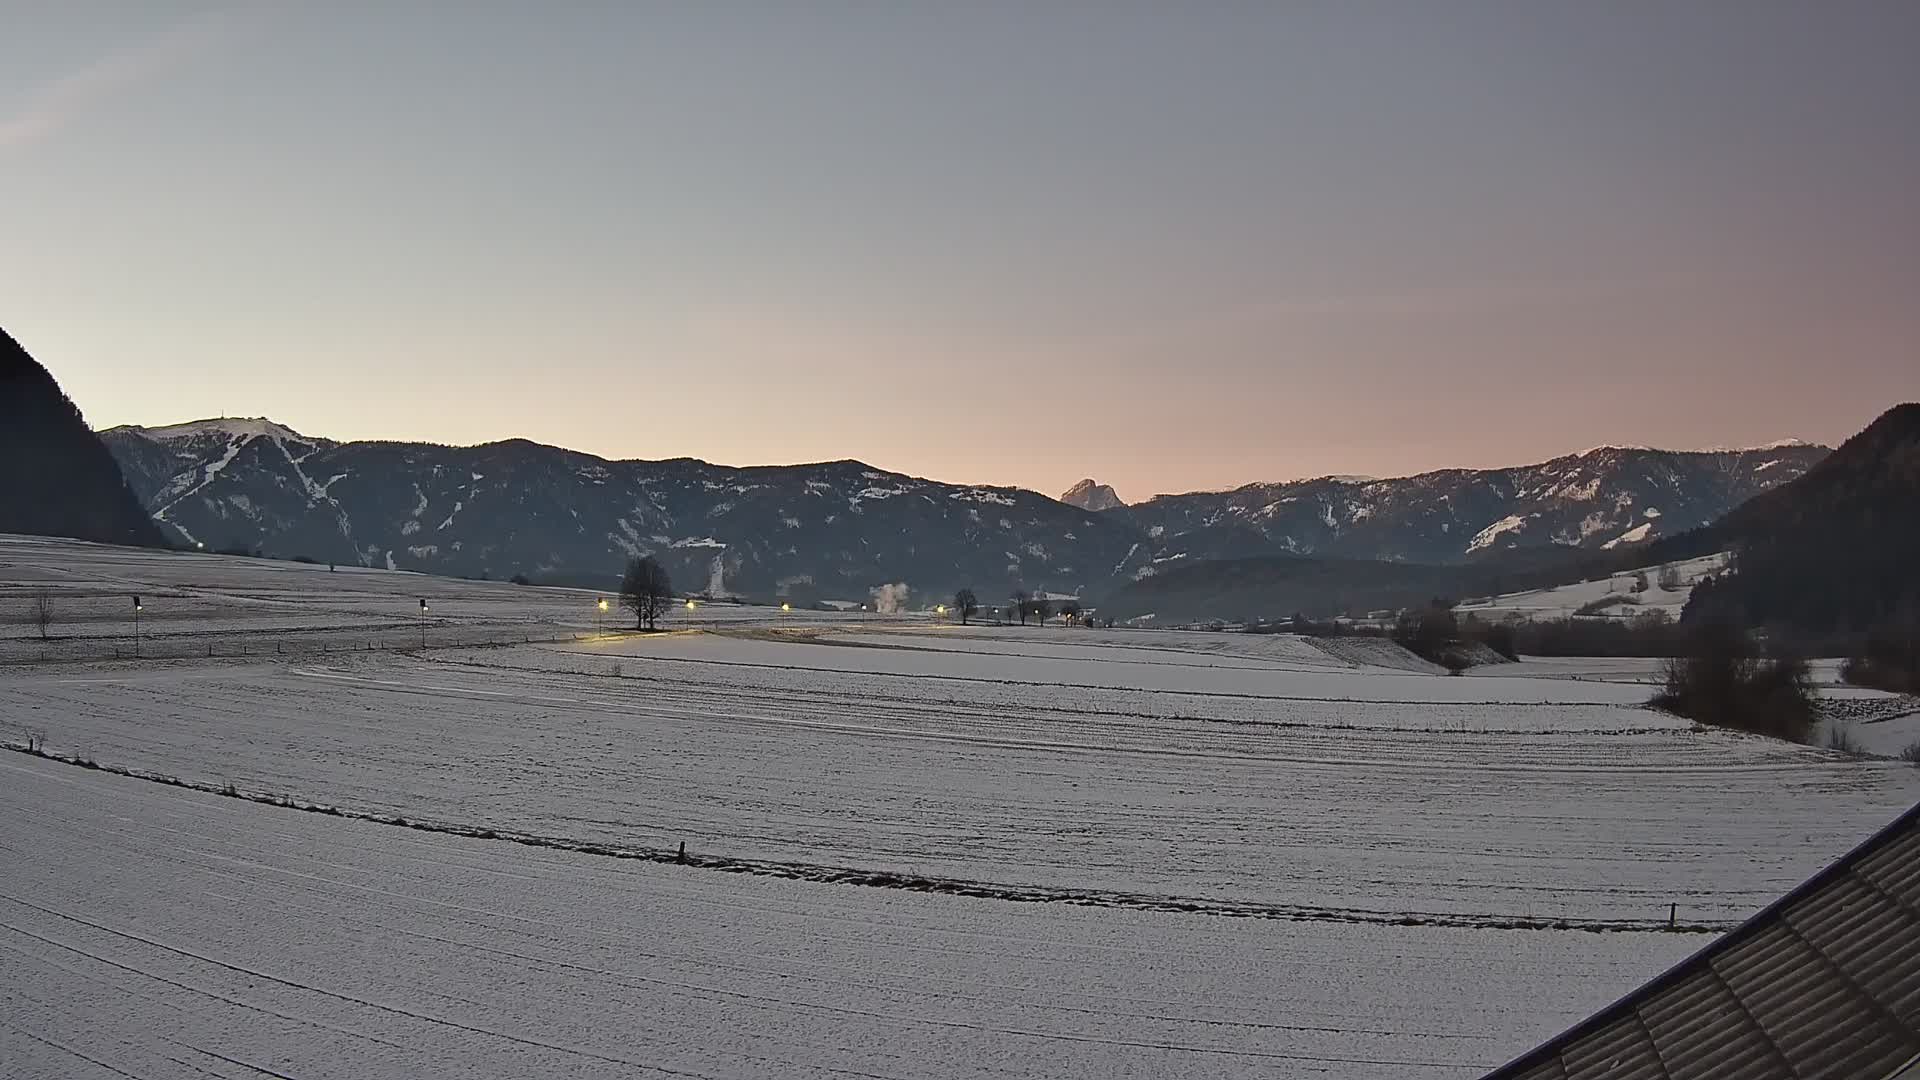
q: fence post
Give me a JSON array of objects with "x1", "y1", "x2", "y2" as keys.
[{"x1": 1669, "y1": 903, "x2": 1676, "y2": 928}]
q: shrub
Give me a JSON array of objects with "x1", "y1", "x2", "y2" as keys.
[
  {"x1": 30, "y1": 591, "x2": 53, "y2": 640},
  {"x1": 1476, "y1": 620, "x2": 1519, "y2": 661},
  {"x1": 1840, "y1": 623, "x2": 1920, "y2": 694},
  {"x1": 1651, "y1": 622, "x2": 1817, "y2": 743},
  {"x1": 1392, "y1": 604, "x2": 1457, "y2": 659},
  {"x1": 1900, "y1": 741, "x2": 1920, "y2": 766},
  {"x1": 1824, "y1": 724, "x2": 1866, "y2": 757},
  {"x1": 510, "y1": 573, "x2": 532, "y2": 586},
  {"x1": 1575, "y1": 595, "x2": 1640, "y2": 617}
]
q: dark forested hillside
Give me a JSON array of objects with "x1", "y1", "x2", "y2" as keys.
[
  {"x1": 1684, "y1": 403, "x2": 1920, "y2": 635},
  {"x1": 1095, "y1": 555, "x2": 1472, "y2": 624},
  {"x1": 0, "y1": 329, "x2": 167, "y2": 548}
]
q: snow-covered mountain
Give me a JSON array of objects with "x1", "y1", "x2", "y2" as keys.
[
  {"x1": 101, "y1": 419, "x2": 1827, "y2": 596},
  {"x1": 100, "y1": 420, "x2": 1138, "y2": 598},
  {"x1": 1060, "y1": 478, "x2": 1124, "y2": 512},
  {"x1": 1113, "y1": 443, "x2": 1830, "y2": 573}
]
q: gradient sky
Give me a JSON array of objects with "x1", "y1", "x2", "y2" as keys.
[{"x1": 3, "y1": 2, "x2": 1915, "y2": 499}]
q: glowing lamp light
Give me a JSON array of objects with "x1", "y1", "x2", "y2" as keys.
[
  {"x1": 686, "y1": 599, "x2": 697, "y2": 610},
  {"x1": 781, "y1": 602, "x2": 792, "y2": 612},
  {"x1": 597, "y1": 599, "x2": 609, "y2": 612}
]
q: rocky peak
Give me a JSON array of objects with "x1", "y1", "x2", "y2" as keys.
[{"x1": 1061, "y1": 478, "x2": 1124, "y2": 512}]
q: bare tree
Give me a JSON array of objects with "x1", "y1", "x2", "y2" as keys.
[
  {"x1": 620, "y1": 556, "x2": 674, "y2": 631},
  {"x1": 1631, "y1": 570, "x2": 1650, "y2": 594},
  {"x1": 953, "y1": 588, "x2": 979, "y2": 625},
  {"x1": 1657, "y1": 564, "x2": 1683, "y2": 592},
  {"x1": 1059, "y1": 600, "x2": 1082, "y2": 625},
  {"x1": 1032, "y1": 596, "x2": 1055, "y2": 625},
  {"x1": 1010, "y1": 589, "x2": 1029, "y2": 626},
  {"x1": 30, "y1": 591, "x2": 53, "y2": 641}
]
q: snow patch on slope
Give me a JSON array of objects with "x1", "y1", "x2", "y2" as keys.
[{"x1": 1466, "y1": 514, "x2": 1528, "y2": 554}]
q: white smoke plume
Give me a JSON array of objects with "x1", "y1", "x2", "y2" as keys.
[{"x1": 869, "y1": 582, "x2": 911, "y2": 615}]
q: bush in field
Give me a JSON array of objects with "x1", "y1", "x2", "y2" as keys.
[
  {"x1": 1824, "y1": 724, "x2": 1866, "y2": 757},
  {"x1": 1575, "y1": 594, "x2": 1640, "y2": 616},
  {"x1": 1474, "y1": 619, "x2": 1519, "y2": 661},
  {"x1": 1651, "y1": 621, "x2": 1817, "y2": 743},
  {"x1": 1840, "y1": 622, "x2": 1920, "y2": 694},
  {"x1": 30, "y1": 591, "x2": 53, "y2": 640},
  {"x1": 1657, "y1": 564, "x2": 1684, "y2": 592},
  {"x1": 1392, "y1": 603, "x2": 1457, "y2": 658},
  {"x1": 1900, "y1": 741, "x2": 1920, "y2": 766}
]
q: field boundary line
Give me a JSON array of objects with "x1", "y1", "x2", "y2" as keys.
[{"x1": 1, "y1": 744, "x2": 1730, "y2": 936}]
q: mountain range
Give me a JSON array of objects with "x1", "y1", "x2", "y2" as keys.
[
  {"x1": 100, "y1": 418, "x2": 1139, "y2": 600},
  {"x1": 99, "y1": 415, "x2": 1827, "y2": 601},
  {"x1": 1107, "y1": 443, "x2": 1827, "y2": 571},
  {"x1": 1102, "y1": 406, "x2": 1916, "y2": 627}
]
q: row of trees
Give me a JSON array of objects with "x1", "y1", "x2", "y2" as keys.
[
  {"x1": 620, "y1": 556, "x2": 674, "y2": 630},
  {"x1": 620, "y1": 561, "x2": 1103, "y2": 632},
  {"x1": 1651, "y1": 621, "x2": 1818, "y2": 743},
  {"x1": 949, "y1": 588, "x2": 1085, "y2": 626}
]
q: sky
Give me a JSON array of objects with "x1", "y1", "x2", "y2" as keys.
[{"x1": 2, "y1": 3, "x2": 1915, "y2": 500}]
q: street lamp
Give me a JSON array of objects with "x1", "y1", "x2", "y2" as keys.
[
  {"x1": 132, "y1": 595, "x2": 143, "y2": 656},
  {"x1": 418, "y1": 598, "x2": 429, "y2": 648},
  {"x1": 596, "y1": 597, "x2": 609, "y2": 633}
]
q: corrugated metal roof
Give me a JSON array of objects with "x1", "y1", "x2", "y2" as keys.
[{"x1": 1485, "y1": 801, "x2": 1920, "y2": 1080}]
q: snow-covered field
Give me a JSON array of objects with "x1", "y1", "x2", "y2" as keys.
[
  {"x1": 1457, "y1": 553, "x2": 1728, "y2": 622},
  {"x1": 1, "y1": 754, "x2": 1697, "y2": 1079},
  {"x1": 4, "y1": 535, "x2": 1918, "y2": 1077},
  {"x1": 0, "y1": 534, "x2": 907, "y2": 660}
]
